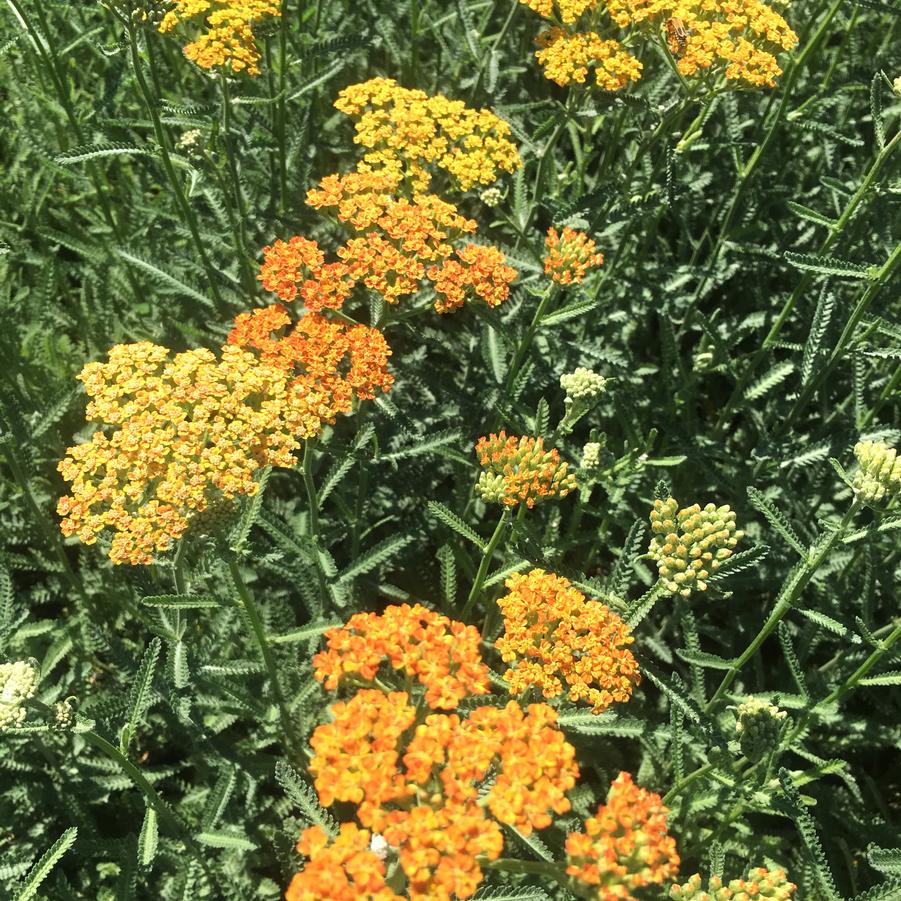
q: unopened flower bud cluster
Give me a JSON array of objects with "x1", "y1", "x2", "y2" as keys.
[
  {"x1": 649, "y1": 498, "x2": 743, "y2": 596},
  {"x1": 853, "y1": 440, "x2": 901, "y2": 507},
  {"x1": 581, "y1": 440, "x2": 603, "y2": 471},
  {"x1": 735, "y1": 697, "x2": 787, "y2": 762},
  {"x1": 671, "y1": 867, "x2": 796, "y2": 899},
  {"x1": 0, "y1": 660, "x2": 38, "y2": 729},
  {"x1": 561, "y1": 367, "x2": 607, "y2": 408}
]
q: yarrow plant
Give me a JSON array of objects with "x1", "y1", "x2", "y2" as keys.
[{"x1": 671, "y1": 867, "x2": 797, "y2": 899}]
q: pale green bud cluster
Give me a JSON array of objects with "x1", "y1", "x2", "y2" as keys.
[
  {"x1": 479, "y1": 186, "x2": 503, "y2": 207},
  {"x1": 852, "y1": 440, "x2": 901, "y2": 507},
  {"x1": 0, "y1": 659, "x2": 38, "y2": 729},
  {"x1": 188, "y1": 498, "x2": 239, "y2": 540},
  {"x1": 561, "y1": 367, "x2": 608, "y2": 408},
  {"x1": 649, "y1": 498, "x2": 743, "y2": 597},
  {"x1": 735, "y1": 697, "x2": 787, "y2": 762},
  {"x1": 476, "y1": 471, "x2": 508, "y2": 504},
  {"x1": 894, "y1": 75, "x2": 901, "y2": 97},
  {"x1": 54, "y1": 697, "x2": 77, "y2": 731},
  {"x1": 176, "y1": 128, "x2": 205, "y2": 158},
  {"x1": 581, "y1": 441, "x2": 603, "y2": 471},
  {"x1": 671, "y1": 868, "x2": 795, "y2": 899}
]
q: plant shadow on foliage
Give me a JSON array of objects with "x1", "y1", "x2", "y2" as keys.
[{"x1": 1, "y1": 0, "x2": 900, "y2": 897}]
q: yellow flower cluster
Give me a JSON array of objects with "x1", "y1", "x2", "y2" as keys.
[
  {"x1": 497, "y1": 569, "x2": 640, "y2": 713},
  {"x1": 57, "y1": 343, "x2": 327, "y2": 565},
  {"x1": 609, "y1": 0, "x2": 798, "y2": 87},
  {"x1": 535, "y1": 28, "x2": 642, "y2": 90},
  {"x1": 519, "y1": 0, "x2": 797, "y2": 89},
  {"x1": 159, "y1": 0, "x2": 279, "y2": 76},
  {"x1": 334, "y1": 78, "x2": 522, "y2": 192}
]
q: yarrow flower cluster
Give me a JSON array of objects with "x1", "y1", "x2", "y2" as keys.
[
  {"x1": 561, "y1": 367, "x2": 608, "y2": 408},
  {"x1": 671, "y1": 867, "x2": 796, "y2": 899},
  {"x1": 734, "y1": 697, "x2": 787, "y2": 762},
  {"x1": 289, "y1": 607, "x2": 582, "y2": 901},
  {"x1": 0, "y1": 660, "x2": 38, "y2": 729},
  {"x1": 475, "y1": 433, "x2": 577, "y2": 507},
  {"x1": 544, "y1": 227, "x2": 604, "y2": 285},
  {"x1": 852, "y1": 440, "x2": 901, "y2": 508},
  {"x1": 159, "y1": 0, "x2": 279, "y2": 75},
  {"x1": 261, "y1": 98, "x2": 519, "y2": 315},
  {"x1": 565, "y1": 772, "x2": 680, "y2": 898},
  {"x1": 57, "y1": 306, "x2": 391, "y2": 565},
  {"x1": 333, "y1": 78, "x2": 522, "y2": 192},
  {"x1": 649, "y1": 497, "x2": 743, "y2": 596},
  {"x1": 519, "y1": 0, "x2": 797, "y2": 90},
  {"x1": 312, "y1": 604, "x2": 489, "y2": 709},
  {"x1": 496, "y1": 569, "x2": 640, "y2": 713}
]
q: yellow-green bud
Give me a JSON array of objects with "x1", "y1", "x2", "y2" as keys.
[
  {"x1": 581, "y1": 441, "x2": 602, "y2": 470},
  {"x1": 649, "y1": 498, "x2": 743, "y2": 596},
  {"x1": 54, "y1": 697, "x2": 77, "y2": 731},
  {"x1": 476, "y1": 471, "x2": 509, "y2": 505},
  {"x1": 561, "y1": 367, "x2": 607, "y2": 408},
  {"x1": 853, "y1": 440, "x2": 901, "y2": 507},
  {"x1": 671, "y1": 868, "x2": 796, "y2": 900},
  {"x1": 480, "y1": 186, "x2": 503, "y2": 207},
  {"x1": 894, "y1": 75, "x2": 901, "y2": 97},
  {"x1": 0, "y1": 659, "x2": 38, "y2": 729},
  {"x1": 735, "y1": 698, "x2": 787, "y2": 762}
]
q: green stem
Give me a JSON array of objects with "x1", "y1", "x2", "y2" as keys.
[
  {"x1": 80, "y1": 729, "x2": 213, "y2": 880},
  {"x1": 463, "y1": 508, "x2": 511, "y2": 620},
  {"x1": 706, "y1": 498, "x2": 862, "y2": 710},
  {"x1": 485, "y1": 857, "x2": 569, "y2": 885},
  {"x1": 227, "y1": 558, "x2": 301, "y2": 758},
  {"x1": 662, "y1": 762, "x2": 715, "y2": 805},
  {"x1": 126, "y1": 24, "x2": 226, "y2": 312},
  {"x1": 303, "y1": 441, "x2": 329, "y2": 603},
  {"x1": 277, "y1": 0, "x2": 288, "y2": 213}
]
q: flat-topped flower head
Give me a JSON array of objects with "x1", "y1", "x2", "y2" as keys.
[
  {"x1": 312, "y1": 604, "x2": 489, "y2": 709},
  {"x1": 561, "y1": 367, "x2": 608, "y2": 408},
  {"x1": 57, "y1": 343, "x2": 330, "y2": 565},
  {"x1": 520, "y1": 0, "x2": 599, "y2": 24},
  {"x1": 159, "y1": 0, "x2": 280, "y2": 75},
  {"x1": 475, "y1": 433, "x2": 577, "y2": 508},
  {"x1": 286, "y1": 823, "x2": 403, "y2": 901},
  {"x1": 302, "y1": 688, "x2": 579, "y2": 901},
  {"x1": 535, "y1": 30, "x2": 642, "y2": 90},
  {"x1": 334, "y1": 78, "x2": 522, "y2": 192},
  {"x1": 0, "y1": 660, "x2": 38, "y2": 730},
  {"x1": 566, "y1": 772, "x2": 679, "y2": 898},
  {"x1": 429, "y1": 244, "x2": 518, "y2": 313},
  {"x1": 544, "y1": 227, "x2": 604, "y2": 284},
  {"x1": 497, "y1": 569, "x2": 640, "y2": 714},
  {"x1": 853, "y1": 440, "x2": 901, "y2": 508},
  {"x1": 671, "y1": 867, "x2": 796, "y2": 899},
  {"x1": 649, "y1": 497, "x2": 743, "y2": 596}
]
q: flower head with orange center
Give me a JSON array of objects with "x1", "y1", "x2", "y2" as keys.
[
  {"x1": 286, "y1": 824, "x2": 403, "y2": 901},
  {"x1": 496, "y1": 569, "x2": 640, "y2": 713},
  {"x1": 57, "y1": 343, "x2": 326, "y2": 565},
  {"x1": 334, "y1": 78, "x2": 522, "y2": 192},
  {"x1": 159, "y1": 0, "x2": 280, "y2": 76},
  {"x1": 312, "y1": 604, "x2": 489, "y2": 709},
  {"x1": 258, "y1": 236, "x2": 325, "y2": 301},
  {"x1": 535, "y1": 29, "x2": 643, "y2": 89},
  {"x1": 544, "y1": 226, "x2": 604, "y2": 285},
  {"x1": 565, "y1": 772, "x2": 680, "y2": 899},
  {"x1": 475, "y1": 433, "x2": 577, "y2": 508},
  {"x1": 428, "y1": 244, "x2": 518, "y2": 313}
]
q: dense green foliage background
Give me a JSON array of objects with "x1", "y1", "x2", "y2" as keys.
[{"x1": 0, "y1": 0, "x2": 899, "y2": 897}]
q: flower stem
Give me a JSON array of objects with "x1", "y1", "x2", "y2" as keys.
[
  {"x1": 463, "y1": 508, "x2": 511, "y2": 621},
  {"x1": 303, "y1": 440, "x2": 330, "y2": 603}
]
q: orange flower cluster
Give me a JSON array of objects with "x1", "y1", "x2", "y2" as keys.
[
  {"x1": 227, "y1": 306, "x2": 394, "y2": 407},
  {"x1": 311, "y1": 604, "x2": 489, "y2": 709},
  {"x1": 286, "y1": 824, "x2": 402, "y2": 901},
  {"x1": 57, "y1": 343, "x2": 327, "y2": 565},
  {"x1": 566, "y1": 772, "x2": 680, "y2": 899},
  {"x1": 544, "y1": 226, "x2": 604, "y2": 285},
  {"x1": 303, "y1": 684, "x2": 579, "y2": 901},
  {"x1": 429, "y1": 245, "x2": 518, "y2": 314},
  {"x1": 333, "y1": 78, "x2": 522, "y2": 192},
  {"x1": 159, "y1": 0, "x2": 279, "y2": 76},
  {"x1": 475, "y1": 433, "x2": 577, "y2": 507},
  {"x1": 496, "y1": 569, "x2": 640, "y2": 713}
]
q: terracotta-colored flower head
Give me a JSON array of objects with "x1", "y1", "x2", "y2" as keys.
[
  {"x1": 566, "y1": 772, "x2": 680, "y2": 898},
  {"x1": 497, "y1": 569, "x2": 640, "y2": 713},
  {"x1": 475, "y1": 433, "x2": 577, "y2": 508},
  {"x1": 544, "y1": 226, "x2": 604, "y2": 285}
]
